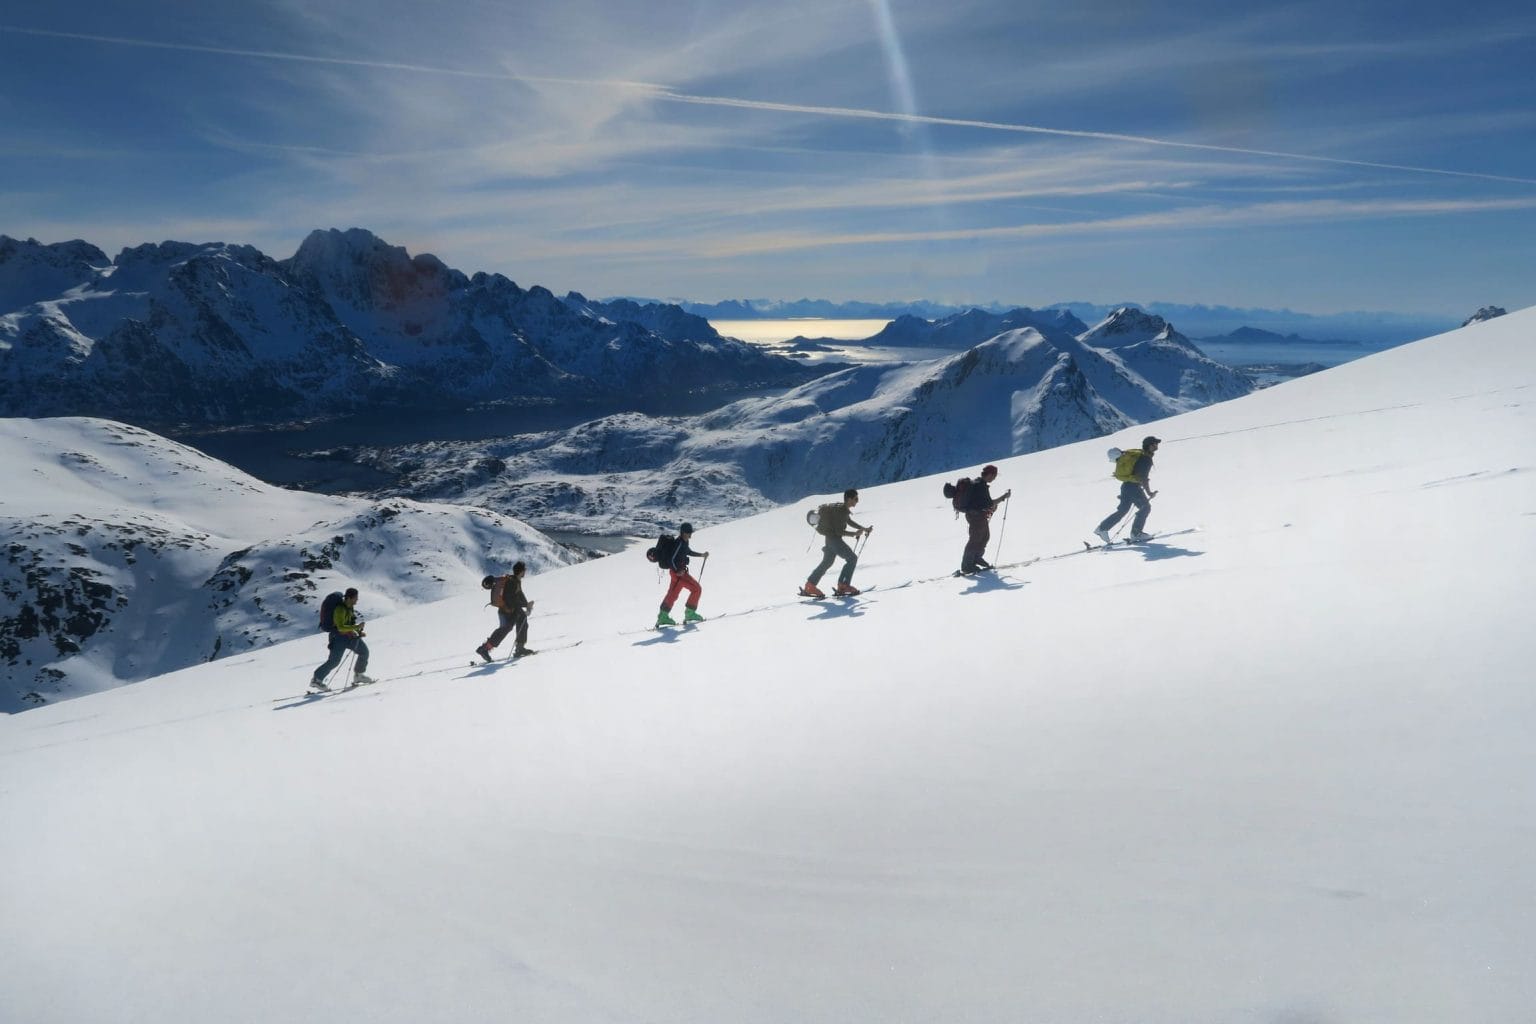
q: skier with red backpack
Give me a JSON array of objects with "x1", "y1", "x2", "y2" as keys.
[
  {"x1": 476, "y1": 561, "x2": 536, "y2": 661},
  {"x1": 800, "y1": 488, "x2": 871, "y2": 598},
  {"x1": 1094, "y1": 436, "x2": 1160, "y2": 544}
]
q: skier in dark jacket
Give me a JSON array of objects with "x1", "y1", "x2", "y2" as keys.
[
  {"x1": 960, "y1": 464, "x2": 1012, "y2": 574},
  {"x1": 657, "y1": 522, "x2": 710, "y2": 627},
  {"x1": 476, "y1": 561, "x2": 535, "y2": 661},
  {"x1": 801, "y1": 488, "x2": 871, "y2": 597},
  {"x1": 1095, "y1": 436, "x2": 1160, "y2": 543},
  {"x1": 310, "y1": 587, "x2": 372, "y2": 690}
]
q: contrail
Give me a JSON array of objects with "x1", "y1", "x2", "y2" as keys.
[
  {"x1": 6, "y1": 23, "x2": 1535, "y2": 188},
  {"x1": 647, "y1": 90, "x2": 1536, "y2": 187},
  {"x1": 0, "y1": 24, "x2": 647, "y2": 88}
]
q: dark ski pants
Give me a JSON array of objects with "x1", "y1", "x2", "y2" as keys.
[
  {"x1": 485, "y1": 608, "x2": 528, "y2": 651},
  {"x1": 808, "y1": 536, "x2": 857, "y2": 587},
  {"x1": 1098, "y1": 482, "x2": 1151, "y2": 535},
  {"x1": 961, "y1": 509, "x2": 992, "y2": 571},
  {"x1": 660, "y1": 569, "x2": 701, "y2": 612},
  {"x1": 312, "y1": 633, "x2": 368, "y2": 684}
]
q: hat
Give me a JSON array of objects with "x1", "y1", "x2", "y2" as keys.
[
  {"x1": 513, "y1": 560, "x2": 527, "y2": 573},
  {"x1": 679, "y1": 522, "x2": 694, "y2": 534},
  {"x1": 1142, "y1": 436, "x2": 1162, "y2": 448},
  {"x1": 981, "y1": 464, "x2": 998, "y2": 478}
]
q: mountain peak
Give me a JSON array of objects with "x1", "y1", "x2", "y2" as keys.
[
  {"x1": 0, "y1": 236, "x2": 113, "y2": 314},
  {"x1": 1462, "y1": 305, "x2": 1507, "y2": 326},
  {"x1": 1079, "y1": 307, "x2": 1184, "y2": 350},
  {"x1": 284, "y1": 228, "x2": 467, "y2": 314}
]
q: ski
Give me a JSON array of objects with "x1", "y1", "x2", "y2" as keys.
[
  {"x1": 272, "y1": 677, "x2": 375, "y2": 703},
  {"x1": 1082, "y1": 529, "x2": 1185, "y2": 551},
  {"x1": 469, "y1": 640, "x2": 582, "y2": 666}
]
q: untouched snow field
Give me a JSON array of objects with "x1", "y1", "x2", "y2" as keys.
[{"x1": 3, "y1": 310, "x2": 1534, "y2": 1022}]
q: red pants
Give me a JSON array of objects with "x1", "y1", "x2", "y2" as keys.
[{"x1": 661, "y1": 569, "x2": 701, "y2": 610}]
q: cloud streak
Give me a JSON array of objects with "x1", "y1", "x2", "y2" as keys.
[
  {"x1": 6, "y1": 23, "x2": 1534, "y2": 189},
  {"x1": 594, "y1": 195, "x2": 1536, "y2": 261}
]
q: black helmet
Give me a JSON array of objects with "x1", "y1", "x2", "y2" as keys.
[
  {"x1": 1142, "y1": 436, "x2": 1162, "y2": 449},
  {"x1": 513, "y1": 560, "x2": 526, "y2": 574},
  {"x1": 481, "y1": 575, "x2": 495, "y2": 590},
  {"x1": 679, "y1": 522, "x2": 694, "y2": 534}
]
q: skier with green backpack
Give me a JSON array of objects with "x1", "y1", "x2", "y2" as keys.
[
  {"x1": 800, "y1": 488, "x2": 871, "y2": 597},
  {"x1": 1094, "y1": 436, "x2": 1161, "y2": 544}
]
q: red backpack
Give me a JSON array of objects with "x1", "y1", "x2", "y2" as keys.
[{"x1": 941, "y1": 477, "x2": 972, "y2": 512}]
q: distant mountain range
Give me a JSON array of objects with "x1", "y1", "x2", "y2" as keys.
[
  {"x1": 338, "y1": 308, "x2": 1251, "y2": 535},
  {"x1": 629, "y1": 296, "x2": 1466, "y2": 347},
  {"x1": 0, "y1": 230, "x2": 817, "y2": 428}
]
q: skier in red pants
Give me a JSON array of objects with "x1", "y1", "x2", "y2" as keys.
[{"x1": 657, "y1": 522, "x2": 709, "y2": 627}]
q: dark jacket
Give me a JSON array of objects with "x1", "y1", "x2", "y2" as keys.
[
  {"x1": 1129, "y1": 453, "x2": 1154, "y2": 487},
  {"x1": 490, "y1": 574, "x2": 530, "y2": 614},
  {"x1": 668, "y1": 539, "x2": 703, "y2": 573},
  {"x1": 965, "y1": 478, "x2": 997, "y2": 512}
]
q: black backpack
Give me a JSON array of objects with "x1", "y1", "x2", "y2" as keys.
[
  {"x1": 645, "y1": 533, "x2": 679, "y2": 567},
  {"x1": 318, "y1": 591, "x2": 344, "y2": 632},
  {"x1": 941, "y1": 477, "x2": 972, "y2": 512}
]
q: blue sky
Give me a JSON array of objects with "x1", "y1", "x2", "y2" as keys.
[{"x1": 2, "y1": 0, "x2": 1533, "y2": 314}]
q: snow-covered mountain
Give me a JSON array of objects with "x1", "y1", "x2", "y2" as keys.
[
  {"x1": 866, "y1": 305, "x2": 1089, "y2": 347},
  {"x1": 0, "y1": 230, "x2": 816, "y2": 426},
  {"x1": 346, "y1": 309, "x2": 1250, "y2": 534},
  {"x1": 0, "y1": 418, "x2": 574, "y2": 711},
  {"x1": 2, "y1": 308, "x2": 1531, "y2": 1023}
]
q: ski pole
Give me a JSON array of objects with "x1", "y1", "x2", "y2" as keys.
[
  {"x1": 697, "y1": 553, "x2": 708, "y2": 580},
  {"x1": 324, "y1": 647, "x2": 354, "y2": 689},
  {"x1": 992, "y1": 499, "x2": 1010, "y2": 564}
]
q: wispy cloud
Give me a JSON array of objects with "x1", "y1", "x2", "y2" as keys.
[
  {"x1": 691, "y1": 196, "x2": 1536, "y2": 258},
  {"x1": 5, "y1": 23, "x2": 1532, "y2": 188}
]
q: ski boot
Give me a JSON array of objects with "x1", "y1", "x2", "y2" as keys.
[
  {"x1": 475, "y1": 644, "x2": 493, "y2": 664},
  {"x1": 513, "y1": 646, "x2": 536, "y2": 658},
  {"x1": 799, "y1": 582, "x2": 825, "y2": 599},
  {"x1": 683, "y1": 608, "x2": 704, "y2": 623},
  {"x1": 1093, "y1": 526, "x2": 1113, "y2": 544},
  {"x1": 1128, "y1": 531, "x2": 1152, "y2": 543},
  {"x1": 308, "y1": 677, "x2": 330, "y2": 693},
  {"x1": 656, "y1": 610, "x2": 678, "y2": 627},
  {"x1": 834, "y1": 583, "x2": 861, "y2": 596},
  {"x1": 352, "y1": 673, "x2": 374, "y2": 687}
]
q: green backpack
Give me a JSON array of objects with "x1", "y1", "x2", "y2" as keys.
[{"x1": 1110, "y1": 447, "x2": 1144, "y2": 483}]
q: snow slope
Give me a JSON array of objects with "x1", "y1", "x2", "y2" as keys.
[
  {"x1": 2, "y1": 310, "x2": 1534, "y2": 1022},
  {"x1": 0, "y1": 418, "x2": 574, "y2": 709}
]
